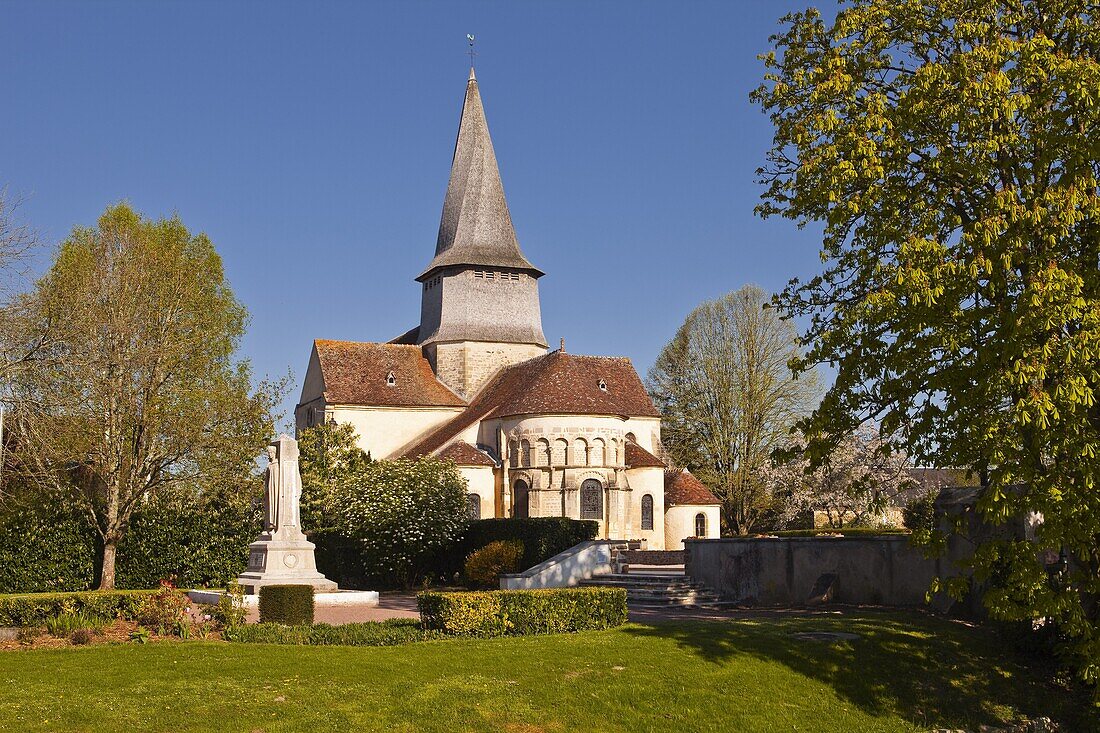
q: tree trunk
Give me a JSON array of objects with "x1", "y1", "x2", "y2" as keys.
[{"x1": 99, "y1": 538, "x2": 117, "y2": 590}]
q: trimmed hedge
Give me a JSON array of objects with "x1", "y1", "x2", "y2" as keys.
[
  {"x1": 258, "y1": 585, "x2": 315, "y2": 625},
  {"x1": 417, "y1": 587, "x2": 628, "y2": 637},
  {"x1": 0, "y1": 590, "x2": 158, "y2": 627},
  {"x1": 117, "y1": 501, "x2": 260, "y2": 590},
  {"x1": 225, "y1": 619, "x2": 445, "y2": 646},
  {"x1": 319, "y1": 517, "x2": 600, "y2": 590},
  {"x1": 0, "y1": 507, "x2": 97, "y2": 593},
  {"x1": 0, "y1": 498, "x2": 260, "y2": 594},
  {"x1": 440, "y1": 518, "x2": 599, "y2": 579}
]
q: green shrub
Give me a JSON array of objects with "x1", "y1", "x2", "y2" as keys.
[
  {"x1": 70, "y1": 628, "x2": 94, "y2": 645},
  {"x1": 0, "y1": 505, "x2": 96, "y2": 593},
  {"x1": 258, "y1": 585, "x2": 315, "y2": 625},
  {"x1": 225, "y1": 619, "x2": 444, "y2": 646},
  {"x1": 432, "y1": 518, "x2": 599, "y2": 582},
  {"x1": 204, "y1": 583, "x2": 247, "y2": 628},
  {"x1": 464, "y1": 540, "x2": 524, "y2": 589},
  {"x1": 117, "y1": 499, "x2": 260, "y2": 590},
  {"x1": 0, "y1": 494, "x2": 259, "y2": 594},
  {"x1": 417, "y1": 587, "x2": 628, "y2": 637},
  {"x1": 135, "y1": 583, "x2": 190, "y2": 630},
  {"x1": 0, "y1": 590, "x2": 156, "y2": 627},
  {"x1": 903, "y1": 492, "x2": 938, "y2": 533},
  {"x1": 45, "y1": 611, "x2": 106, "y2": 637}
]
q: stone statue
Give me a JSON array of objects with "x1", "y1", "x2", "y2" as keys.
[
  {"x1": 263, "y1": 444, "x2": 280, "y2": 533},
  {"x1": 236, "y1": 434, "x2": 336, "y2": 593}
]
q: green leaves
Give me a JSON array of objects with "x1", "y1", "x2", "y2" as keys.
[{"x1": 756, "y1": 0, "x2": 1100, "y2": 688}]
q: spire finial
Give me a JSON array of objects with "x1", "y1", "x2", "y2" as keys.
[
  {"x1": 559, "y1": 338, "x2": 565, "y2": 353},
  {"x1": 467, "y1": 34, "x2": 477, "y2": 73}
]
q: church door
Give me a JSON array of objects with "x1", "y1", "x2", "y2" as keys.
[
  {"x1": 580, "y1": 479, "x2": 603, "y2": 520},
  {"x1": 513, "y1": 479, "x2": 530, "y2": 518}
]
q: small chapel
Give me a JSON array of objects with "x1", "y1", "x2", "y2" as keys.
[{"x1": 296, "y1": 68, "x2": 720, "y2": 551}]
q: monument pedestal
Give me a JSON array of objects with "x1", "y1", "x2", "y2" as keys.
[{"x1": 235, "y1": 531, "x2": 338, "y2": 594}]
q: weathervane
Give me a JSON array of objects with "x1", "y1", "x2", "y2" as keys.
[{"x1": 467, "y1": 33, "x2": 477, "y2": 68}]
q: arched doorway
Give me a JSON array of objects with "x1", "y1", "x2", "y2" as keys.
[
  {"x1": 580, "y1": 479, "x2": 603, "y2": 520},
  {"x1": 513, "y1": 479, "x2": 530, "y2": 518}
]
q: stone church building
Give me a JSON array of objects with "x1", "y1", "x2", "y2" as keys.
[{"x1": 296, "y1": 69, "x2": 719, "y2": 550}]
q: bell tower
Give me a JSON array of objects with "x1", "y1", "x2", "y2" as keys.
[{"x1": 417, "y1": 69, "x2": 547, "y2": 398}]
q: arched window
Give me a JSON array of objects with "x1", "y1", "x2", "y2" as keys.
[
  {"x1": 467, "y1": 494, "x2": 481, "y2": 520},
  {"x1": 641, "y1": 494, "x2": 654, "y2": 530},
  {"x1": 552, "y1": 438, "x2": 568, "y2": 466},
  {"x1": 591, "y1": 438, "x2": 606, "y2": 466},
  {"x1": 536, "y1": 438, "x2": 551, "y2": 467},
  {"x1": 519, "y1": 439, "x2": 532, "y2": 467},
  {"x1": 580, "y1": 479, "x2": 602, "y2": 520},
  {"x1": 573, "y1": 438, "x2": 588, "y2": 466},
  {"x1": 513, "y1": 480, "x2": 530, "y2": 518},
  {"x1": 509, "y1": 440, "x2": 520, "y2": 468},
  {"x1": 625, "y1": 432, "x2": 637, "y2": 445},
  {"x1": 695, "y1": 513, "x2": 707, "y2": 537}
]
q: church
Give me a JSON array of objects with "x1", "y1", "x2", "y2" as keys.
[{"x1": 296, "y1": 69, "x2": 719, "y2": 551}]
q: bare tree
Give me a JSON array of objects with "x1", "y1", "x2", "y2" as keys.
[{"x1": 648, "y1": 285, "x2": 819, "y2": 534}]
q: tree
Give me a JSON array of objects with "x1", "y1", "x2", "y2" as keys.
[
  {"x1": 8, "y1": 203, "x2": 282, "y2": 589},
  {"x1": 753, "y1": 1, "x2": 1100, "y2": 682},
  {"x1": 333, "y1": 457, "x2": 468, "y2": 587},
  {"x1": 297, "y1": 421, "x2": 369, "y2": 532},
  {"x1": 763, "y1": 423, "x2": 915, "y2": 529},
  {"x1": 648, "y1": 285, "x2": 819, "y2": 534}
]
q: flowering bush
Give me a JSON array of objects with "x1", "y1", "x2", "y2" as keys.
[
  {"x1": 333, "y1": 457, "x2": 469, "y2": 587},
  {"x1": 135, "y1": 581, "x2": 189, "y2": 631}
]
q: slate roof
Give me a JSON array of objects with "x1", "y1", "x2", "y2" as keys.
[
  {"x1": 664, "y1": 469, "x2": 720, "y2": 507},
  {"x1": 625, "y1": 441, "x2": 666, "y2": 469},
  {"x1": 312, "y1": 340, "x2": 465, "y2": 408},
  {"x1": 419, "y1": 68, "x2": 543, "y2": 281},
  {"x1": 404, "y1": 350, "x2": 660, "y2": 457},
  {"x1": 437, "y1": 441, "x2": 497, "y2": 467}
]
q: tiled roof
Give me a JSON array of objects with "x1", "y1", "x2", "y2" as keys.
[
  {"x1": 436, "y1": 441, "x2": 497, "y2": 467},
  {"x1": 625, "y1": 441, "x2": 666, "y2": 469},
  {"x1": 404, "y1": 350, "x2": 660, "y2": 457},
  {"x1": 664, "y1": 469, "x2": 720, "y2": 507},
  {"x1": 313, "y1": 340, "x2": 465, "y2": 408},
  {"x1": 420, "y1": 69, "x2": 543, "y2": 280},
  {"x1": 389, "y1": 326, "x2": 420, "y2": 345}
]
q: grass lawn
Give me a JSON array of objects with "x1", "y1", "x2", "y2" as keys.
[{"x1": 0, "y1": 610, "x2": 1093, "y2": 732}]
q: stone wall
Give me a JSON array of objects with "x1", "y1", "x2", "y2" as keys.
[
  {"x1": 428, "y1": 341, "x2": 546, "y2": 399},
  {"x1": 685, "y1": 536, "x2": 954, "y2": 608}
]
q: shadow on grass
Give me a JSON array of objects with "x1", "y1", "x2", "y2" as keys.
[{"x1": 622, "y1": 610, "x2": 1098, "y2": 732}]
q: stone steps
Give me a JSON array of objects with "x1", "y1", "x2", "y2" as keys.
[{"x1": 579, "y1": 573, "x2": 720, "y2": 607}]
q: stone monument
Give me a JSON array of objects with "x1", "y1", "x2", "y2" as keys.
[{"x1": 236, "y1": 434, "x2": 337, "y2": 594}]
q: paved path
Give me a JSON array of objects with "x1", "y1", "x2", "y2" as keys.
[
  {"x1": 241, "y1": 590, "x2": 861, "y2": 626},
  {"x1": 244, "y1": 592, "x2": 421, "y2": 625}
]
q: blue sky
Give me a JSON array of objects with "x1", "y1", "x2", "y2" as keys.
[{"x1": 1, "y1": 1, "x2": 830, "y2": 425}]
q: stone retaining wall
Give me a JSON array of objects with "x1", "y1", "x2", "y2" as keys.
[{"x1": 684, "y1": 536, "x2": 959, "y2": 609}]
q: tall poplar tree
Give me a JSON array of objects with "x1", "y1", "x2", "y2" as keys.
[
  {"x1": 10, "y1": 204, "x2": 280, "y2": 589},
  {"x1": 753, "y1": 1, "x2": 1100, "y2": 682}
]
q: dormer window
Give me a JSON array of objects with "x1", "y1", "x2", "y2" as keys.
[
  {"x1": 597, "y1": 379, "x2": 607, "y2": 391},
  {"x1": 386, "y1": 371, "x2": 396, "y2": 387}
]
